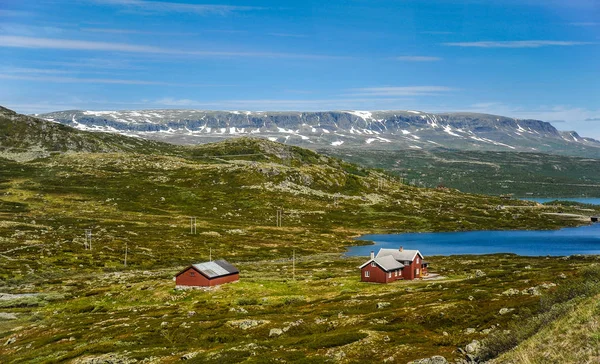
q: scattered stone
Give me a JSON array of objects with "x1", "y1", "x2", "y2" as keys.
[
  {"x1": 408, "y1": 355, "x2": 448, "y2": 364},
  {"x1": 269, "y1": 328, "x2": 283, "y2": 337},
  {"x1": 522, "y1": 287, "x2": 541, "y2": 296},
  {"x1": 559, "y1": 273, "x2": 567, "y2": 279},
  {"x1": 465, "y1": 340, "x2": 481, "y2": 354},
  {"x1": 187, "y1": 311, "x2": 196, "y2": 317},
  {"x1": 4, "y1": 337, "x2": 16, "y2": 346},
  {"x1": 377, "y1": 302, "x2": 391, "y2": 309},
  {"x1": 474, "y1": 270, "x2": 486, "y2": 278},
  {"x1": 383, "y1": 356, "x2": 395, "y2": 362},
  {"x1": 371, "y1": 318, "x2": 389, "y2": 324},
  {"x1": 229, "y1": 307, "x2": 248, "y2": 314},
  {"x1": 468, "y1": 296, "x2": 474, "y2": 301},
  {"x1": 442, "y1": 331, "x2": 449, "y2": 337},
  {"x1": 383, "y1": 335, "x2": 391, "y2": 342},
  {"x1": 228, "y1": 319, "x2": 268, "y2": 330},
  {"x1": 465, "y1": 328, "x2": 476, "y2": 334},
  {"x1": 502, "y1": 288, "x2": 520, "y2": 296},
  {"x1": 540, "y1": 282, "x2": 557, "y2": 289},
  {"x1": 160, "y1": 321, "x2": 168, "y2": 327},
  {"x1": 282, "y1": 319, "x2": 304, "y2": 332},
  {"x1": 0, "y1": 312, "x2": 18, "y2": 320},
  {"x1": 524, "y1": 265, "x2": 532, "y2": 269},
  {"x1": 326, "y1": 348, "x2": 346, "y2": 361},
  {"x1": 181, "y1": 352, "x2": 198, "y2": 360},
  {"x1": 499, "y1": 307, "x2": 515, "y2": 315}
]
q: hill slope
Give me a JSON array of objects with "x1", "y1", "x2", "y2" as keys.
[
  {"x1": 323, "y1": 148, "x2": 600, "y2": 197},
  {"x1": 0, "y1": 106, "x2": 179, "y2": 161},
  {"x1": 36, "y1": 109, "x2": 600, "y2": 157},
  {"x1": 1, "y1": 107, "x2": 599, "y2": 363}
]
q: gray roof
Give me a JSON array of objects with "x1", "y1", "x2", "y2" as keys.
[
  {"x1": 374, "y1": 255, "x2": 404, "y2": 271},
  {"x1": 359, "y1": 255, "x2": 404, "y2": 271},
  {"x1": 376, "y1": 248, "x2": 423, "y2": 262},
  {"x1": 191, "y1": 259, "x2": 239, "y2": 278}
]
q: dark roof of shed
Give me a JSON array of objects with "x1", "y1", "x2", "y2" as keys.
[{"x1": 177, "y1": 259, "x2": 239, "y2": 279}]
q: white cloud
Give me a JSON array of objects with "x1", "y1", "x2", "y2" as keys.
[
  {"x1": 267, "y1": 33, "x2": 306, "y2": 38},
  {"x1": 0, "y1": 35, "x2": 340, "y2": 59},
  {"x1": 0, "y1": 73, "x2": 226, "y2": 87},
  {"x1": 395, "y1": 56, "x2": 441, "y2": 62},
  {"x1": 91, "y1": 0, "x2": 262, "y2": 15},
  {"x1": 443, "y1": 40, "x2": 596, "y2": 48},
  {"x1": 81, "y1": 27, "x2": 198, "y2": 36},
  {"x1": 348, "y1": 86, "x2": 455, "y2": 97},
  {"x1": 569, "y1": 22, "x2": 599, "y2": 27}
]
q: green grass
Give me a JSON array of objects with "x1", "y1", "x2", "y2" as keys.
[{"x1": 0, "y1": 129, "x2": 599, "y2": 362}]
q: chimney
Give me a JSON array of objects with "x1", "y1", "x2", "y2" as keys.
[
  {"x1": 399, "y1": 246, "x2": 403, "y2": 252},
  {"x1": 370, "y1": 251, "x2": 374, "y2": 260}
]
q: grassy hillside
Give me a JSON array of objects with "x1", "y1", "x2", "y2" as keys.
[
  {"x1": 0, "y1": 106, "x2": 180, "y2": 161},
  {"x1": 321, "y1": 148, "x2": 600, "y2": 197},
  {"x1": 1, "y1": 108, "x2": 599, "y2": 362},
  {"x1": 493, "y1": 293, "x2": 600, "y2": 363}
]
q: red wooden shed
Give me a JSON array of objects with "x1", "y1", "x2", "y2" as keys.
[{"x1": 175, "y1": 259, "x2": 239, "y2": 287}]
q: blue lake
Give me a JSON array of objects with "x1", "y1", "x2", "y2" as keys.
[
  {"x1": 347, "y1": 223, "x2": 600, "y2": 257},
  {"x1": 523, "y1": 197, "x2": 600, "y2": 205}
]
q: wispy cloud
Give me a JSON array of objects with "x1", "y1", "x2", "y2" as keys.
[
  {"x1": 0, "y1": 73, "x2": 229, "y2": 87},
  {"x1": 422, "y1": 31, "x2": 453, "y2": 35},
  {"x1": 443, "y1": 40, "x2": 596, "y2": 48},
  {"x1": 267, "y1": 33, "x2": 306, "y2": 38},
  {"x1": 585, "y1": 117, "x2": 600, "y2": 121},
  {"x1": 395, "y1": 56, "x2": 441, "y2": 62},
  {"x1": 348, "y1": 86, "x2": 455, "y2": 97},
  {"x1": 91, "y1": 0, "x2": 263, "y2": 15},
  {"x1": 569, "y1": 22, "x2": 599, "y2": 27},
  {"x1": 0, "y1": 35, "x2": 341, "y2": 59},
  {"x1": 81, "y1": 27, "x2": 197, "y2": 36},
  {"x1": 152, "y1": 97, "x2": 417, "y2": 111},
  {"x1": 0, "y1": 10, "x2": 34, "y2": 17}
]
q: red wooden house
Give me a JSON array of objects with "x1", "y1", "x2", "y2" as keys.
[
  {"x1": 359, "y1": 247, "x2": 428, "y2": 283},
  {"x1": 175, "y1": 260, "x2": 239, "y2": 287}
]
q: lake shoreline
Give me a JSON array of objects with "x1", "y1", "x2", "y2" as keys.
[{"x1": 347, "y1": 223, "x2": 600, "y2": 257}]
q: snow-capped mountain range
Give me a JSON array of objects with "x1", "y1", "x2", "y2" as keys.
[{"x1": 36, "y1": 109, "x2": 600, "y2": 156}]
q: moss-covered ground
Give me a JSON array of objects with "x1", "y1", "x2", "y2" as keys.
[{"x1": 1, "y1": 138, "x2": 599, "y2": 363}]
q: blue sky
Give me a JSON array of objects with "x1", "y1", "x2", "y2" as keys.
[{"x1": 1, "y1": 0, "x2": 599, "y2": 137}]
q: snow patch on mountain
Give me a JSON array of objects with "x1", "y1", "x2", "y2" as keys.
[{"x1": 347, "y1": 111, "x2": 373, "y2": 120}]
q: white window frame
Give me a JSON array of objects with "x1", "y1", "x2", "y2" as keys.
[
  {"x1": 416, "y1": 268, "x2": 420, "y2": 275},
  {"x1": 365, "y1": 271, "x2": 370, "y2": 278},
  {"x1": 371, "y1": 262, "x2": 376, "y2": 267},
  {"x1": 417, "y1": 257, "x2": 420, "y2": 264},
  {"x1": 388, "y1": 272, "x2": 391, "y2": 278}
]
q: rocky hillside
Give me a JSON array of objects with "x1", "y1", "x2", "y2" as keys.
[
  {"x1": 36, "y1": 109, "x2": 600, "y2": 157},
  {"x1": 0, "y1": 106, "x2": 178, "y2": 161}
]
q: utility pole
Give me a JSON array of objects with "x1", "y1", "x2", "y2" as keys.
[
  {"x1": 292, "y1": 249, "x2": 296, "y2": 281},
  {"x1": 84, "y1": 229, "x2": 92, "y2": 250},
  {"x1": 377, "y1": 177, "x2": 384, "y2": 190},
  {"x1": 276, "y1": 209, "x2": 283, "y2": 227},
  {"x1": 209, "y1": 247, "x2": 212, "y2": 262},
  {"x1": 124, "y1": 243, "x2": 128, "y2": 267},
  {"x1": 190, "y1": 217, "x2": 196, "y2": 234}
]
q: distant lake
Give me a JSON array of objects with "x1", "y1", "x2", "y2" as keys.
[
  {"x1": 523, "y1": 198, "x2": 600, "y2": 205},
  {"x1": 347, "y1": 224, "x2": 600, "y2": 257}
]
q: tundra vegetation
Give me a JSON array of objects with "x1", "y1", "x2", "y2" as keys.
[{"x1": 1, "y1": 108, "x2": 600, "y2": 363}]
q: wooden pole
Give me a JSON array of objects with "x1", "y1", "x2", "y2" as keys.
[
  {"x1": 124, "y1": 243, "x2": 127, "y2": 267},
  {"x1": 292, "y1": 249, "x2": 295, "y2": 281}
]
